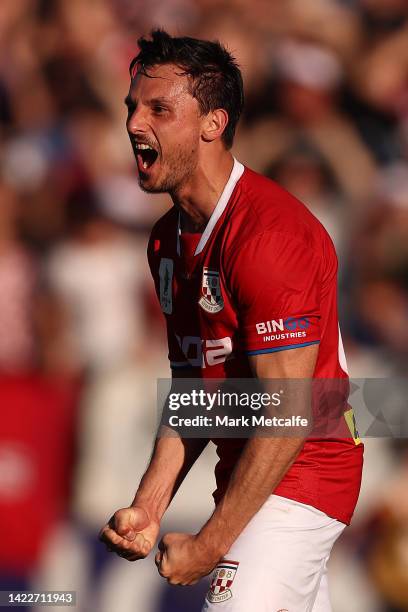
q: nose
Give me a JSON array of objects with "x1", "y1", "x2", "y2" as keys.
[{"x1": 127, "y1": 105, "x2": 149, "y2": 136}]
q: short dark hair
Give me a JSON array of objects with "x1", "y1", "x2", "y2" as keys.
[{"x1": 130, "y1": 29, "x2": 244, "y2": 149}]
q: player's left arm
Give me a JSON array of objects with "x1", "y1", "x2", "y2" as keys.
[
  {"x1": 156, "y1": 343, "x2": 318, "y2": 585},
  {"x1": 197, "y1": 343, "x2": 317, "y2": 548}
]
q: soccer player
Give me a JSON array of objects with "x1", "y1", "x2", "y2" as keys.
[{"x1": 99, "y1": 30, "x2": 363, "y2": 611}]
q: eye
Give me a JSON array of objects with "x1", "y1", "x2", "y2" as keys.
[{"x1": 152, "y1": 105, "x2": 166, "y2": 115}]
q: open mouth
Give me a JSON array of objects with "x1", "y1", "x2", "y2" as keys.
[{"x1": 134, "y1": 143, "x2": 159, "y2": 171}]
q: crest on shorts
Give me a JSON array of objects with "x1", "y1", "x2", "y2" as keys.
[
  {"x1": 206, "y1": 560, "x2": 239, "y2": 603},
  {"x1": 159, "y1": 258, "x2": 173, "y2": 314},
  {"x1": 199, "y1": 267, "x2": 224, "y2": 313}
]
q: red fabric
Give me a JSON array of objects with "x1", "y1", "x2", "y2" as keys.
[
  {"x1": 0, "y1": 374, "x2": 80, "y2": 573},
  {"x1": 228, "y1": 229, "x2": 321, "y2": 353},
  {"x1": 148, "y1": 167, "x2": 363, "y2": 525}
]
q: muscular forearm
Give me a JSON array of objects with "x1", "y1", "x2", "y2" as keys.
[
  {"x1": 197, "y1": 436, "x2": 304, "y2": 555},
  {"x1": 133, "y1": 431, "x2": 208, "y2": 520}
]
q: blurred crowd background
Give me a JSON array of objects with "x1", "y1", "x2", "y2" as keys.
[{"x1": 0, "y1": 0, "x2": 408, "y2": 610}]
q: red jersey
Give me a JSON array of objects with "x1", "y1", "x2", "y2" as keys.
[{"x1": 148, "y1": 160, "x2": 363, "y2": 525}]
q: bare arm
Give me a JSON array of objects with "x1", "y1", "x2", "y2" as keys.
[
  {"x1": 135, "y1": 366, "x2": 209, "y2": 518},
  {"x1": 196, "y1": 343, "x2": 318, "y2": 557},
  {"x1": 132, "y1": 431, "x2": 208, "y2": 521},
  {"x1": 99, "y1": 371, "x2": 208, "y2": 560}
]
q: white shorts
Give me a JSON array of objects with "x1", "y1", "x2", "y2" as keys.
[{"x1": 202, "y1": 495, "x2": 345, "y2": 612}]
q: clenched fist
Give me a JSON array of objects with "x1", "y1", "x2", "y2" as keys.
[
  {"x1": 155, "y1": 533, "x2": 221, "y2": 585},
  {"x1": 99, "y1": 506, "x2": 160, "y2": 561}
]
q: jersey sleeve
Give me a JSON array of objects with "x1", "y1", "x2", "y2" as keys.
[{"x1": 228, "y1": 230, "x2": 322, "y2": 355}]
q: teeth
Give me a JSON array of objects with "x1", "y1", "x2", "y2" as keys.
[
  {"x1": 143, "y1": 161, "x2": 148, "y2": 169},
  {"x1": 136, "y1": 143, "x2": 154, "y2": 150}
]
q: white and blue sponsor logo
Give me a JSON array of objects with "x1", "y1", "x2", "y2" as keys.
[{"x1": 256, "y1": 317, "x2": 310, "y2": 335}]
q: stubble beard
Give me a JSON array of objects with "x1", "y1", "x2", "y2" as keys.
[{"x1": 138, "y1": 141, "x2": 199, "y2": 195}]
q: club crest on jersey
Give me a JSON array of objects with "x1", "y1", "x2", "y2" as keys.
[
  {"x1": 159, "y1": 258, "x2": 173, "y2": 314},
  {"x1": 199, "y1": 267, "x2": 224, "y2": 313},
  {"x1": 206, "y1": 560, "x2": 239, "y2": 603}
]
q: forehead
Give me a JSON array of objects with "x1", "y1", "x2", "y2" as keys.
[{"x1": 129, "y1": 63, "x2": 191, "y2": 100}]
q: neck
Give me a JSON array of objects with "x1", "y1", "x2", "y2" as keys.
[{"x1": 171, "y1": 150, "x2": 234, "y2": 232}]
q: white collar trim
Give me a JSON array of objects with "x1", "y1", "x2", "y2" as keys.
[{"x1": 177, "y1": 158, "x2": 244, "y2": 256}]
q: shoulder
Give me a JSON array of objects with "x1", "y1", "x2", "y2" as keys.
[
  {"x1": 146, "y1": 207, "x2": 178, "y2": 277},
  {"x1": 149, "y1": 206, "x2": 178, "y2": 241},
  {"x1": 229, "y1": 166, "x2": 335, "y2": 258},
  {"x1": 147, "y1": 207, "x2": 177, "y2": 257}
]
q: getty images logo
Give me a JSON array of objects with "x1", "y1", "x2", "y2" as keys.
[{"x1": 256, "y1": 318, "x2": 310, "y2": 335}]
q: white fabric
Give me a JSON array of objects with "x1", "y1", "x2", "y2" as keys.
[
  {"x1": 177, "y1": 158, "x2": 245, "y2": 256},
  {"x1": 202, "y1": 495, "x2": 345, "y2": 612}
]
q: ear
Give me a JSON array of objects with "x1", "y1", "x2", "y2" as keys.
[{"x1": 201, "y1": 109, "x2": 229, "y2": 143}]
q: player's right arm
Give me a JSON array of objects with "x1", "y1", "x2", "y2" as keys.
[
  {"x1": 99, "y1": 373, "x2": 208, "y2": 561},
  {"x1": 99, "y1": 224, "x2": 208, "y2": 560}
]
